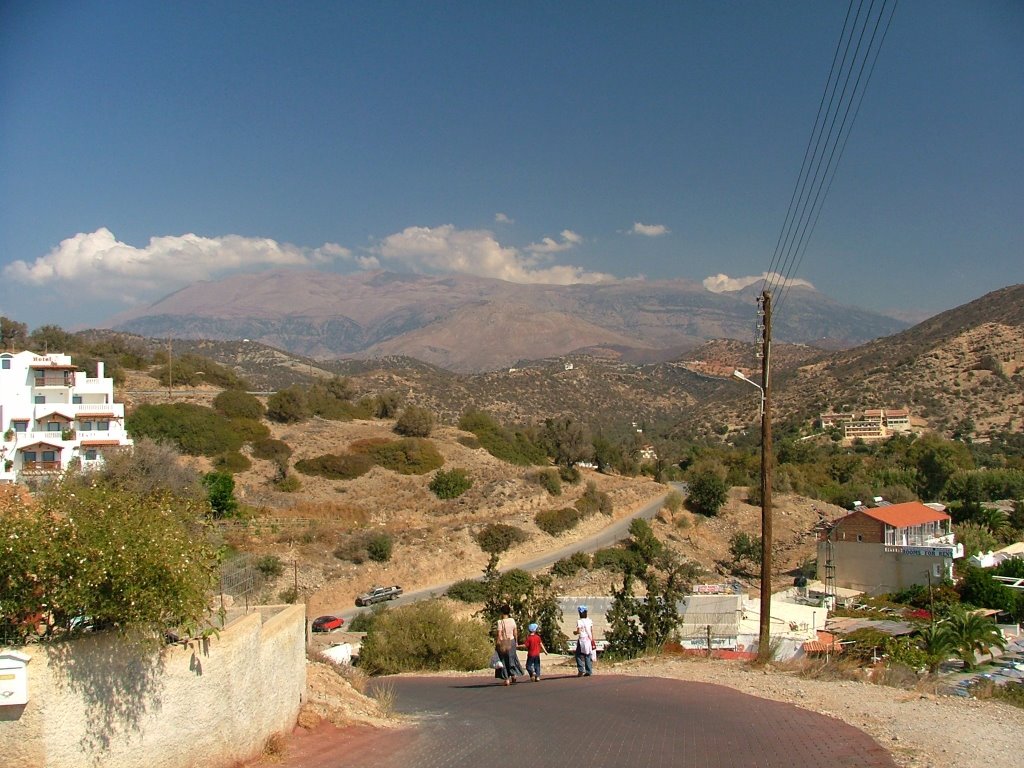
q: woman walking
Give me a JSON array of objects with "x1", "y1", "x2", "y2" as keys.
[{"x1": 495, "y1": 604, "x2": 520, "y2": 685}]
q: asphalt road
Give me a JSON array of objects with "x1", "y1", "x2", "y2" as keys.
[
  {"x1": 318, "y1": 482, "x2": 685, "y2": 626},
  {"x1": 263, "y1": 673, "x2": 897, "y2": 768}
]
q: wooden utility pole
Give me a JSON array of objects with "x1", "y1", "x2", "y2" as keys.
[
  {"x1": 758, "y1": 290, "x2": 774, "y2": 659},
  {"x1": 167, "y1": 338, "x2": 173, "y2": 398}
]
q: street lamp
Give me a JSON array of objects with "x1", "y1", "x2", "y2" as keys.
[{"x1": 732, "y1": 370, "x2": 764, "y2": 417}]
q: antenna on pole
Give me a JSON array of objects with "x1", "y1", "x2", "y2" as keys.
[{"x1": 757, "y1": 289, "x2": 774, "y2": 661}]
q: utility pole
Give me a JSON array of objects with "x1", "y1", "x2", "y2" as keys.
[
  {"x1": 758, "y1": 290, "x2": 774, "y2": 660},
  {"x1": 167, "y1": 338, "x2": 173, "y2": 398}
]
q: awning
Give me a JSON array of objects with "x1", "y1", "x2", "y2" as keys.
[
  {"x1": 77, "y1": 413, "x2": 117, "y2": 420},
  {"x1": 80, "y1": 440, "x2": 123, "y2": 447}
]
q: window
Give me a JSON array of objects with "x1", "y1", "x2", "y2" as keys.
[
  {"x1": 42, "y1": 450, "x2": 56, "y2": 462},
  {"x1": 47, "y1": 422, "x2": 60, "y2": 432},
  {"x1": 1, "y1": 358, "x2": 10, "y2": 370},
  {"x1": 97, "y1": 420, "x2": 110, "y2": 431},
  {"x1": 84, "y1": 449, "x2": 98, "y2": 461},
  {"x1": 13, "y1": 422, "x2": 27, "y2": 433},
  {"x1": 23, "y1": 451, "x2": 36, "y2": 463},
  {"x1": 72, "y1": 395, "x2": 82, "y2": 404},
  {"x1": 79, "y1": 420, "x2": 93, "y2": 431},
  {"x1": 34, "y1": 395, "x2": 45, "y2": 404}
]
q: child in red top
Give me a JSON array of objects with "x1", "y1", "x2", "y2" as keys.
[{"x1": 521, "y1": 623, "x2": 547, "y2": 681}]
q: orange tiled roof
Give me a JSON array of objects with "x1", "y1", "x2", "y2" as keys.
[
  {"x1": 803, "y1": 631, "x2": 843, "y2": 654},
  {"x1": 80, "y1": 440, "x2": 123, "y2": 447},
  {"x1": 860, "y1": 501, "x2": 949, "y2": 528}
]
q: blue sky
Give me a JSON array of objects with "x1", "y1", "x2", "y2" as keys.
[{"x1": 1, "y1": 1, "x2": 1021, "y2": 330}]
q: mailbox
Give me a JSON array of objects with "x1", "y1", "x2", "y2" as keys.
[{"x1": 0, "y1": 650, "x2": 31, "y2": 706}]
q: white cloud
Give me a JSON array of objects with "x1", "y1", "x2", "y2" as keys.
[
  {"x1": 375, "y1": 225, "x2": 612, "y2": 285},
  {"x1": 629, "y1": 222, "x2": 670, "y2": 237},
  {"x1": 526, "y1": 229, "x2": 583, "y2": 254},
  {"x1": 4, "y1": 228, "x2": 355, "y2": 305},
  {"x1": 703, "y1": 271, "x2": 816, "y2": 293},
  {"x1": 494, "y1": 212, "x2": 513, "y2": 224}
]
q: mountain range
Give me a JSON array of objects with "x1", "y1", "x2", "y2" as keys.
[{"x1": 107, "y1": 270, "x2": 907, "y2": 372}]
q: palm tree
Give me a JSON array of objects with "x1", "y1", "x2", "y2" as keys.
[
  {"x1": 917, "y1": 623, "x2": 957, "y2": 673},
  {"x1": 946, "y1": 609, "x2": 1007, "y2": 670}
]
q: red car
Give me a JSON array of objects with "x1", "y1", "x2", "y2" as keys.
[{"x1": 312, "y1": 615, "x2": 344, "y2": 633}]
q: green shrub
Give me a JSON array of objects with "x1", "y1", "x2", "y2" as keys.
[
  {"x1": 575, "y1": 480, "x2": 612, "y2": 516},
  {"x1": 353, "y1": 438, "x2": 444, "y2": 475},
  {"x1": 429, "y1": 468, "x2": 473, "y2": 499},
  {"x1": 213, "y1": 451, "x2": 251, "y2": 473},
  {"x1": 348, "y1": 608, "x2": 384, "y2": 632},
  {"x1": 252, "y1": 437, "x2": 293, "y2": 462},
  {"x1": 153, "y1": 354, "x2": 246, "y2": 389},
  {"x1": 359, "y1": 600, "x2": 492, "y2": 675},
  {"x1": 274, "y1": 473, "x2": 301, "y2": 492},
  {"x1": 664, "y1": 490, "x2": 684, "y2": 513},
  {"x1": 559, "y1": 465, "x2": 581, "y2": 484},
  {"x1": 686, "y1": 465, "x2": 729, "y2": 516},
  {"x1": 278, "y1": 587, "x2": 299, "y2": 604},
  {"x1": 446, "y1": 579, "x2": 489, "y2": 603},
  {"x1": 529, "y1": 468, "x2": 562, "y2": 496},
  {"x1": 535, "y1": 507, "x2": 582, "y2": 536},
  {"x1": 202, "y1": 471, "x2": 238, "y2": 518},
  {"x1": 591, "y1": 546, "x2": 644, "y2": 573},
  {"x1": 365, "y1": 533, "x2": 394, "y2": 563},
  {"x1": 256, "y1": 555, "x2": 284, "y2": 578},
  {"x1": 458, "y1": 408, "x2": 546, "y2": 466},
  {"x1": 394, "y1": 405, "x2": 435, "y2": 437},
  {"x1": 550, "y1": 551, "x2": 591, "y2": 577},
  {"x1": 266, "y1": 386, "x2": 310, "y2": 423},
  {"x1": 213, "y1": 389, "x2": 265, "y2": 420},
  {"x1": 334, "y1": 536, "x2": 367, "y2": 564},
  {"x1": 128, "y1": 403, "x2": 243, "y2": 456},
  {"x1": 227, "y1": 417, "x2": 270, "y2": 443},
  {"x1": 474, "y1": 523, "x2": 528, "y2": 554},
  {"x1": 295, "y1": 452, "x2": 374, "y2": 480}
]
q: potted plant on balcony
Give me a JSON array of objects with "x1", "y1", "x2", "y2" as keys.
[
  {"x1": 4, "y1": 459, "x2": 13, "y2": 472},
  {"x1": 3, "y1": 428, "x2": 13, "y2": 442},
  {"x1": 62, "y1": 428, "x2": 76, "y2": 441}
]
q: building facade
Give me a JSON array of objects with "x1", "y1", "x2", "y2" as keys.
[
  {"x1": 0, "y1": 351, "x2": 132, "y2": 484},
  {"x1": 817, "y1": 501, "x2": 964, "y2": 595}
]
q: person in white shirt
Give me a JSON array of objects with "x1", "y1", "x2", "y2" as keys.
[{"x1": 573, "y1": 605, "x2": 595, "y2": 677}]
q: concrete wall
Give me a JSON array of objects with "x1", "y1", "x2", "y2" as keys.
[
  {"x1": 0, "y1": 604, "x2": 306, "y2": 768},
  {"x1": 817, "y1": 541, "x2": 947, "y2": 595}
]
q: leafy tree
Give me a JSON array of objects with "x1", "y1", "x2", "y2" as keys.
[
  {"x1": 909, "y1": 434, "x2": 973, "y2": 500},
  {"x1": 86, "y1": 436, "x2": 204, "y2": 500},
  {"x1": 202, "y1": 471, "x2": 239, "y2": 518},
  {"x1": 446, "y1": 579, "x2": 488, "y2": 603},
  {"x1": 729, "y1": 531, "x2": 763, "y2": 572},
  {"x1": 954, "y1": 521, "x2": 998, "y2": 559},
  {"x1": 266, "y1": 386, "x2": 310, "y2": 423},
  {"x1": 686, "y1": 464, "x2": 729, "y2": 516},
  {"x1": 479, "y1": 556, "x2": 566, "y2": 653},
  {"x1": 373, "y1": 391, "x2": 402, "y2": 418},
  {"x1": 394, "y1": 405, "x2": 435, "y2": 437},
  {"x1": 916, "y1": 623, "x2": 957, "y2": 673},
  {"x1": 591, "y1": 433, "x2": 621, "y2": 474},
  {"x1": 543, "y1": 416, "x2": 594, "y2": 468},
  {"x1": 429, "y1": 468, "x2": 473, "y2": 499},
  {"x1": 945, "y1": 608, "x2": 1007, "y2": 670},
  {"x1": 0, "y1": 316, "x2": 28, "y2": 350},
  {"x1": 0, "y1": 482, "x2": 218, "y2": 643},
  {"x1": 575, "y1": 480, "x2": 612, "y2": 516},
  {"x1": 326, "y1": 376, "x2": 356, "y2": 401},
  {"x1": 535, "y1": 507, "x2": 582, "y2": 536},
  {"x1": 550, "y1": 551, "x2": 591, "y2": 578},
  {"x1": 663, "y1": 490, "x2": 684, "y2": 514},
  {"x1": 459, "y1": 408, "x2": 546, "y2": 466},
  {"x1": 251, "y1": 437, "x2": 292, "y2": 463},
  {"x1": 29, "y1": 324, "x2": 76, "y2": 353},
  {"x1": 529, "y1": 468, "x2": 562, "y2": 496},
  {"x1": 213, "y1": 389, "x2": 265, "y2": 420}
]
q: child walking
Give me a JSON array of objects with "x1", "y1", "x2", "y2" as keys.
[{"x1": 522, "y1": 622, "x2": 547, "y2": 681}]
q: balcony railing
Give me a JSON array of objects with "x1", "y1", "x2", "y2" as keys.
[
  {"x1": 20, "y1": 461, "x2": 62, "y2": 473},
  {"x1": 33, "y1": 375, "x2": 72, "y2": 387}
]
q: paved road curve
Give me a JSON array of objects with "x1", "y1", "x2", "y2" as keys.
[
  {"x1": 266, "y1": 673, "x2": 897, "y2": 768},
  {"x1": 325, "y1": 483, "x2": 685, "y2": 624}
]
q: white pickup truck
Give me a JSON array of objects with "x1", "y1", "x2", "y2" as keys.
[{"x1": 355, "y1": 584, "x2": 403, "y2": 607}]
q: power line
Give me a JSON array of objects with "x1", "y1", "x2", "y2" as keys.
[{"x1": 761, "y1": 0, "x2": 898, "y2": 317}]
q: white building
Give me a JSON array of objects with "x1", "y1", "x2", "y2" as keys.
[{"x1": 0, "y1": 351, "x2": 133, "y2": 483}]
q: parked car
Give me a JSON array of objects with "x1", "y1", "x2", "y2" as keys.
[
  {"x1": 311, "y1": 615, "x2": 345, "y2": 633},
  {"x1": 355, "y1": 584, "x2": 403, "y2": 607}
]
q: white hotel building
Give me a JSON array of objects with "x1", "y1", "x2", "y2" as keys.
[{"x1": 0, "y1": 351, "x2": 133, "y2": 483}]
